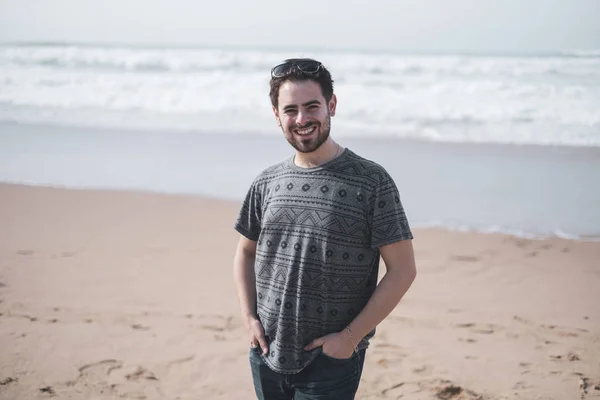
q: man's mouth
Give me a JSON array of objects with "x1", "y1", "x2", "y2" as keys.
[{"x1": 295, "y1": 126, "x2": 316, "y2": 136}]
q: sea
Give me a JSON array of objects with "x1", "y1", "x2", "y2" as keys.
[{"x1": 1, "y1": 44, "x2": 599, "y2": 240}]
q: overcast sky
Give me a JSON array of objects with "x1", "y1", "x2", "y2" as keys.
[{"x1": 1, "y1": 0, "x2": 599, "y2": 53}]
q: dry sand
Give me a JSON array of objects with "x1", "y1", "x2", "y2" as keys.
[{"x1": 0, "y1": 183, "x2": 598, "y2": 400}]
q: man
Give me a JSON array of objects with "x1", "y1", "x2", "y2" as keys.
[{"x1": 233, "y1": 58, "x2": 417, "y2": 400}]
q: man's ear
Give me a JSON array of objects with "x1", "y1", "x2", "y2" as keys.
[
  {"x1": 272, "y1": 105, "x2": 281, "y2": 127},
  {"x1": 329, "y1": 94, "x2": 337, "y2": 117}
]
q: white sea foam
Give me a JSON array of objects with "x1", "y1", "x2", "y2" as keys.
[
  {"x1": 1, "y1": 44, "x2": 599, "y2": 147},
  {"x1": 411, "y1": 221, "x2": 600, "y2": 243}
]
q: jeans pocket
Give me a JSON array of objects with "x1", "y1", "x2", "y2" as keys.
[
  {"x1": 249, "y1": 345, "x2": 263, "y2": 360},
  {"x1": 319, "y1": 349, "x2": 355, "y2": 364}
]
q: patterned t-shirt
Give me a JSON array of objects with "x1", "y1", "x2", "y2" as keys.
[{"x1": 234, "y1": 148, "x2": 413, "y2": 374}]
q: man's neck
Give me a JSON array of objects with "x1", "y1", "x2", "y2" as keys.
[{"x1": 294, "y1": 139, "x2": 343, "y2": 169}]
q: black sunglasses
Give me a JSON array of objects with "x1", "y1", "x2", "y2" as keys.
[{"x1": 270, "y1": 60, "x2": 323, "y2": 78}]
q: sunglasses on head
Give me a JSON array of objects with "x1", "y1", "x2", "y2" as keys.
[{"x1": 270, "y1": 60, "x2": 323, "y2": 78}]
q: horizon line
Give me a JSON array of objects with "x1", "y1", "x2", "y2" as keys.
[{"x1": 1, "y1": 40, "x2": 599, "y2": 58}]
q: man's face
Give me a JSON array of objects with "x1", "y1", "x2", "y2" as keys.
[{"x1": 273, "y1": 80, "x2": 337, "y2": 153}]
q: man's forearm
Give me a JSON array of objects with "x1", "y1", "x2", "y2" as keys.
[
  {"x1": 233, "y1": 248, "x2": 258, "y2": 325},
  {"x1": 346, "y1": 265, "x2": 416, "y2": 345}
]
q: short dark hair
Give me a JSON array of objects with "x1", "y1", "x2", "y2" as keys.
[{"x1": 269, "y1": 58, "x2": 335, "y2": 109}]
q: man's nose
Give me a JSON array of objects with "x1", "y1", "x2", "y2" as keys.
[{"x1": 296, "y1": 111, "x2": 309, "y2": 126}]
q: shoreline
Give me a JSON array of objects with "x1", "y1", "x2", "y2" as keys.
[
  {"x1": 2, "y1": 181, "x2": 598, "y2": 243},
  {"x1": 3, "y1": 120, "x2": 600, "y2": 151}
]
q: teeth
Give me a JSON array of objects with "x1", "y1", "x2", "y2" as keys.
[{"x1": 297, "y1": 127, "x2": 315, "y2": 135}]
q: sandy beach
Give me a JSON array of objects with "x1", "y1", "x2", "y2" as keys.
[{"x1": 0, "y1": 182, "x2": 598, "y2": 400}]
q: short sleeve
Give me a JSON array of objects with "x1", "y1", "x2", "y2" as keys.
[
  {"x1": 234, "y1": 179, "x2": 263, "y2": 241},
  {"x1": 369, "y1": 172, "x2": 413, "y2": 249}
]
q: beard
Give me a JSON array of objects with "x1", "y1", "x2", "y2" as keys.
[{"x1": 283, "y1": 114, "x2": 331, "y2": 154}]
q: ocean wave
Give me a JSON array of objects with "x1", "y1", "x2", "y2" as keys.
[
  {"x1": 0, "y1": 46, "x2": 278, "y2": 73},
  {"x1": 3, "y1": 45, "x2": 600, "y2": 79},
  {"x1": 1, "y1": 44, "x2": 599, "y2": 147},
  {"x1": 560, "y1": 49, "x2": 600, "y2": 58}
]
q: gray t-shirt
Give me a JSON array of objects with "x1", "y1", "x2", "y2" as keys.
[{"x1": 234, "y1": 148, "x2": 413, "y2": 374}]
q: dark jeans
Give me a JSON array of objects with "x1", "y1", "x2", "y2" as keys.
[{"x1": 249, "y1": 346, "x2": 366, "y2": 400}]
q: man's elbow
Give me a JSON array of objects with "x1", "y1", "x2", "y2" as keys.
[
  {"x1": 236, "y1": 237, "x2": 258, "y2": 258},
  {"x1": 385, "y1": 258, "x2": 416, "y2": 284},
  {"x1": 399, "y1": 257, "x2": 417, "y2": 285},
  {"x1": 406, "y1": 261, "x2": 417, "y2": 284}
]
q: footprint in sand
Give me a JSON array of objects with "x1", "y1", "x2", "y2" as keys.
[
  {"x1": 433, "y1": 381, "x2": 484, "y2": 400},
  {"x1": 0, "y1": 377, "x2": 17, "y2": 386},
  {"x1": 549, "y1": 352, "x2": 581, "y2": 362},
  {"x1": 512, "y1": 239, "x2": 532, "y2": 249},
  {"x1": 125, "y1": 366, "x2": 158, "y2": 381},
  {"x1": 450, "y1": 255, "x2": 480, "y2": 262},
  {"x1": 380, "y1": 382, "x2": 404, "y2": 396},
  {"x1": 162, "y1": 355, "x2": 195, "y2": 383},
  {"x1": 474, "y1": 327, "x2": 495, "y2": 335},
  {"x1": 456, "y1": 322, "x2": 496, "y2": 335},
  {"x1": 197, "y1": 314, "x2": 239, "y2": 333},
  {"x1": 75, "y1": 359, "x2": 123, "y2": 380},
  {"x1": 513, "y1": 315, "x2": 530, "y2": 324},
  {"x1": 8, "y1": 313, "x2": 37, "y2": 322},
  {"x1": 519, "y1": 362, "x2": 531, "y2": 368},
  {"x1": 373, "y1": 348, "x2": 407, "y2": 369},
  {"x1": 513, "y1": 381, "x2": 530, "y2": 390},
  {"x1": 131, "y1": 324, "x2": 150, "y2": 331},
  {"x1": 375, "y1": 342, "x2": 401, "y2": 349},
  {"x1": 165, "y1": 356, "x2": 194, "y2": 370},
  {"x1": 518, "y1": 363, "x2": 532, "y2": 375},
  {"x1": 413, "y1": 365, "x2": 433, "y2": 376},
  {"x1": 39, "y1": 386, "x2": 56, "y2": 395},
  {"x1": 542, "y1": 324, "x2": 583, "y2": 338},
  {"x1": 515, "y1": 316, "x2": 586, "y2": 338},
  {"x1": 73, "y1": 360, "x2": 146, "y2": 381},
  {"x1": 61, "y1": 359, "x2": 162, "y2": 399},
  {"x1": 200, "y1": 324, "x2": 225, "y2": 332},
  {"x1": 579, "y1": 376, "x2": 600, "y2": 398}
]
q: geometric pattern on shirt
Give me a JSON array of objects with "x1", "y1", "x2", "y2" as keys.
[{"x1": 234, "y1": 148, "x2": 414, "y2": 374}]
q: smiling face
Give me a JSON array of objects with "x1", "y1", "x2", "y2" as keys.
[{"x1": 273, "y1": 79, "x2": 337, "y2": 153}]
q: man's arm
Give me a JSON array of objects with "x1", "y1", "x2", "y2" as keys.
[
  {"x1": 233, "y1": 235, "x2": 269, "y2": 354},
  {"x1": 233, "y1": 235, "x2": 258, "y2": 319},
  {"x1": 304, "y1": 239, "x2": 416, "y2": 355},
  {"x1": 344, "y1": 239, "x2": 416, "y2": 342}
]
